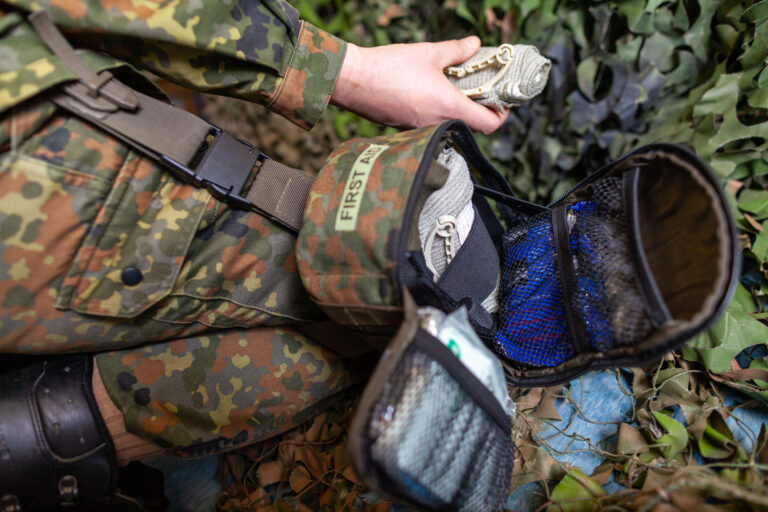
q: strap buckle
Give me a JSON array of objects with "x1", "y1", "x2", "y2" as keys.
[
  {"x1": 159, "y1": 126, "x2": 297, "y2": 232},
  {"x1": 160, "y1": 125, "x2": 262, "y2": 210}
]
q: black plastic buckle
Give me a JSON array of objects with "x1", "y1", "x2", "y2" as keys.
[
  {"x1": 159, "y1": 126, "x2": 263, "y2": 211},
  {"x1": 159, "y1": 126, "x2": 299, "y2": 233}
]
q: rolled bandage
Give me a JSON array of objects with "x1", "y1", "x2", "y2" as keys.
[{"x1": 446, "y1": 43, "x2": 551, "y2": 112}]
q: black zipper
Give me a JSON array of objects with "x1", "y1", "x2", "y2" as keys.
[
  {"x1": 551, "y1": 204, "x2": 590, "y2": 355},
  {"x1": 396, "y1": 121, "x2": 457, "y2": 299}
]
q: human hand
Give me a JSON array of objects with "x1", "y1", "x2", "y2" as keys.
[{"x1": 330, "y1": 37, "x2": 509, "y2": 134}]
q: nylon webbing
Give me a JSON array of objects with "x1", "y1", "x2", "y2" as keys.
[
  {"x1": 29, "y1": 10, "x2": 139, "y2": 111},
  {"x1": 30, "y1": 10, "x2": 312, "y2": 233},
  {"x1": 52, "y1": 90, "x2": 210, "y2": 165},
  {"x1": 247, "y1": 160, "x2": 314, "y2": 232}
]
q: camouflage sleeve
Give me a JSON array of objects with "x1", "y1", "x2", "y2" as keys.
[{"x1": 3, "y1": 0, "x2": 345, "y2": 130}]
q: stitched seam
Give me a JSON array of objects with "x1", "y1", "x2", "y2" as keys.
[
  {"x1": 152, "y1": 295, "x2": 310, "y2": 322},
  {"x1": 266, "y1": 20, "x2": 304, "y2": 110}
]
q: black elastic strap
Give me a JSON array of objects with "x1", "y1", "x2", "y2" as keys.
[
  {"x1": 551, "y1": 205, "x2": 590, "y2": 355},
  {"x1": 436, "y1": 207, "x2": 499, "y2": 309},
  {"x1": 413, "y1": 330, "x2": 511, "y2": 435}
]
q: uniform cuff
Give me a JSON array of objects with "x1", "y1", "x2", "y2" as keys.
[{"x1": 268, "y1": 22, "x2": 346, "y2": 130}]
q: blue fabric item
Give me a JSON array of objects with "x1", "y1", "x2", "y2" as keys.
[
  {"x1": 493, "y1": 214, "x2": 574, "y2": 366},
  {"x1": 569, "y1": 201, "x2": 612, "y2": 351},
  {"x1": 494, "y1": 200, "x2": 614, "y2": 366}
]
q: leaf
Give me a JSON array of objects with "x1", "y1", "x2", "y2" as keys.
[
  {"x1": 738, "y1": 188, "x2": 768, "y2": 219},
  {"x1": 547, "y1": 468, "x2": 607, "y2": 512},
  {"x1": 332, "y1": 442, "x2": 349, "y2": 469},
  {"x1": 698, "y1": 412, "x2": 744, "y2": 461},
  {"x1": 693, "y1": 73, "x2": 740, "y2": 118},
  {"x1": 751, "y1": 230, "x2": 768, "y2": 262},
  {"x1": 730, "y1": 283, "x2": 756, "y2": 313},
  {"x1": 681, "y1": 306, "x2": 768, "y2": 373},
  {"x1": 576, "y1": 57, "x2": 599, "y2": 101},
  {"x1": 532, "y1": 387, "x2": 561, "y2": 420},
  {"x1": 257, "y1": 461, "x2": 284, "y2": 487},
  {"x1": 639, "y1": 31, "x2": 678, "y2": 72},
  {"x1": 289, "y1": 466, "x2": 313, "y2": 494},
  {"x1": 226, "y1": 454, "x2": 248, "y2": 482},
  {"x1": 741, "y1": 18, "x2": 768, "y2": 70},
  {"x1": 743, "y1": 0, "x2": 768, "y2": 22},
  {"x1": 305, "y1": 446, "x2": 325, "y2": 477},
  {"x1": 617, "y1": 423, "x2": 649, "y2": 455},
  {"x1": 756, "y1": 424, "x2": 768, "y2": 463},
  {"x1": 651, "y1": 411, "x2": 689, "y2": 458}
]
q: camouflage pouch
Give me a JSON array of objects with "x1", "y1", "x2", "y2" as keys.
[
  {"x1": 296, "y1": 122, "x2": 739, "y2": 385},
  {"x1": 297, "y1": 122, "x2": 738, "y2": 509},
  {"x1": 296, "y1": 121, "x2": 525, "y2": 347}
]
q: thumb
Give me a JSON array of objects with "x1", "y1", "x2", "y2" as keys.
[{"x1": 436, "y1": 36, "x2": 481, "y2": 68}]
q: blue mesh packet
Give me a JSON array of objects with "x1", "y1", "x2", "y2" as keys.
[
  {"x1": 493, "y1": 177, "x2": 652, "y2": 367},
  {"x1": 493, "y1": 213, "x2": 573, "y2": 367}
]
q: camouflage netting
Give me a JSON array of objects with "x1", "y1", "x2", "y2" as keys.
[{"x1": 210, "y1": 0, "x2": 768, "y2": 510}]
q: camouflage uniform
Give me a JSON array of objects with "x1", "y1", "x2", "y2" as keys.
[{"x1": 0, "y1": 0, "x2": 363, "y2": 456}]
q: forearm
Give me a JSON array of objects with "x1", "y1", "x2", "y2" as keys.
[{"x1": 331, "y1": 37, "x2": 508, "y2": 134}]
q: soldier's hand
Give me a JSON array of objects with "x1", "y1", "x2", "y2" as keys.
[{"x1": 331, "y1": 37, "x2": 508, "y2": 134}]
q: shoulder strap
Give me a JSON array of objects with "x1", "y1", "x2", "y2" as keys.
[{"x1": 29, "y1": 10, "x2": 312, "y2": 234}]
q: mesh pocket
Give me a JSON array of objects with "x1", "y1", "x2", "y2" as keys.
[
  {"x1": 569, "y1": 178, "x2": 653, "y2": 349},
  {"x1": 364, "y1": 340, "x2": 513, "y2": 512},
  {"x1": 494, "y1": 177, "x2": 653, "y2": 367}
]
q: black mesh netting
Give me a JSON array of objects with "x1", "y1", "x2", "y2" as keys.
[
  {"x1": 493, "y1": 176, "x2": 653, "y2": 367},
  {"x1": 570, "y1": 177, "x2": 653, "y2": 350},
  {"x1": 365, "y1": 344, "x2": 513, "y2": 512}
]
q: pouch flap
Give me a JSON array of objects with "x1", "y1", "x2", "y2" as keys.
[
  {"x1": 297, "y1": 125, "x2": 441, "y2": 318},
  {"x1": 59, "y1": 170, "x2": 210, "y2": 319}
]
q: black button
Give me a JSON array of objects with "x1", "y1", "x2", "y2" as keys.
[{"x1": 121, "y1": 267, "x2": 143, "y2": 286}]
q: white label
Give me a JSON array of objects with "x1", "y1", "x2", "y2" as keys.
[
  {"x1": 334, "y1": 144, "x2": 389, "y2": 231},
  {"x1": 437, "y1": 325, "x2": 496, "y2": 387}
]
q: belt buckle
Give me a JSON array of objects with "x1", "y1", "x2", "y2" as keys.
[{"x1": 160, "y1": 125, "x2": 264, "y2": 210}]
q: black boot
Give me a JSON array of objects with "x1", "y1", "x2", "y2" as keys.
[{"x1": 0, "y1": 355, "x2": 118, "y2": 511}]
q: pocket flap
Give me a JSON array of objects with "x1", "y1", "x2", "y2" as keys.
[{"x1": 57, "y1": 159, "x2": 210, "y2": 318}]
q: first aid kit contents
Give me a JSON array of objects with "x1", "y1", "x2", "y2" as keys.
[{"x1": 349, "y1": 304, "x2": 515, "y2": 512}]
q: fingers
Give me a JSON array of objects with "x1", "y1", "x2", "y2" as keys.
[
  {"x1": 433, "y1": 37, "x2": 507, "y2": 133},
  {"x1": 453, "y1": 94, "x2": 509, "y2": 134},
  {"x1": 436, "y1": 36, "x2": 481, "y2": 68}
]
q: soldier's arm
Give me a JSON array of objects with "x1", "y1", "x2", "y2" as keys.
[
  {"x1": 6, "y1": 0, "x2": 507, "y2": 133},
  {"x1": 4, "y1": 0, "x2": 342, "y2": 130}
]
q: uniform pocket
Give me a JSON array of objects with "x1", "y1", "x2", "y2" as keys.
[{"x1": 56, "y1": 148, "x2": 210, "y2": 318}]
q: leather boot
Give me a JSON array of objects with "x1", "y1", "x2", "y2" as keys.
[{"x1": 0, "y1": 355, "x2": 117, "y2": 511}]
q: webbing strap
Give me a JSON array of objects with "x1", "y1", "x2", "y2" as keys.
[
  {"x1": 30, "y1": 10, "x2": 312, "y2": 233},
  {"x1": 52, "y1": 90, "x2": 211, "y2": 166},
  {"x1": 29, "y1": 10, "x2": 139, "y2": 111},
  {"x1": 247, "y1": 160, "x2": 315, "y2": 232}
]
